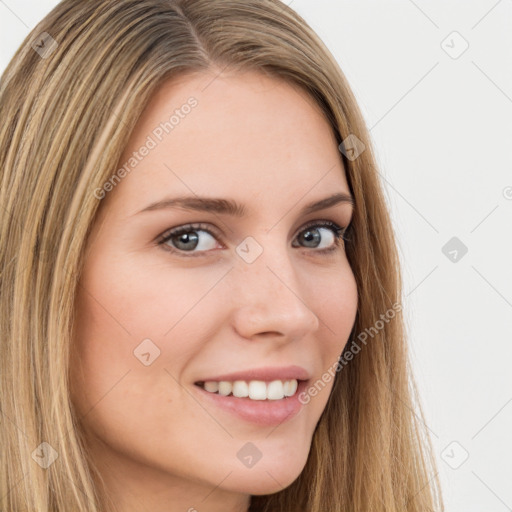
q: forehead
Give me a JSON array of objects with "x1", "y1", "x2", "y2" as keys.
[{"x1": 106, "y1": 69, "x2": 350, "y2": 216}]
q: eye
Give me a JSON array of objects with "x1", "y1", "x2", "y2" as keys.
[
  {"x1": 157, "y1": 223, "x2": 221, "y2": 257},
  {"x1": 292, "y1": 220, "x2": 348, "y2": 254},
  {"x1": 157, "y1": 220, "x2": 349, "y2": 257}
]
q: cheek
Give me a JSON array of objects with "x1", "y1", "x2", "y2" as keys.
[
  {"x1": 70, "y1": 283, "x2": 134, "y2": 420},
  {"x1": 69, "y1": 268, "x2": 213, "y2": 459},
  {"x1": 291, "y1": 264, "x2": 357, "y2": 412},
  {"x1": 314, "y1": 265, "x2": 358, "y2": 359},
  {"x1": 87, "y1": 253, "x2": 229, "y2": 338},
  {"x1": 69, "y1": 258, "x2": 227, "y2": 411}
]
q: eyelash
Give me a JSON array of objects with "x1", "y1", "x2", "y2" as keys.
[{"x1": 156, "y1": 219, "x2": 350, "y2": 258}]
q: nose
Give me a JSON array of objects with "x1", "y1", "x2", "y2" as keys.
[{"x1": 229, "y1": 245, "x2": 320, "y2": 343}]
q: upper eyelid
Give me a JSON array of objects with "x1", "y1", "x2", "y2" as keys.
[
  {"x1": 158, "y1": 218, "x2": 347, "y2": 240},
  {"x1": 158, "y1": 222, "x2": 221, "y2": 243}
]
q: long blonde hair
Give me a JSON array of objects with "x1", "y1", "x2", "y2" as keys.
[{"x1": 0, "y1": 1, "x2": 444, "y2": 510}]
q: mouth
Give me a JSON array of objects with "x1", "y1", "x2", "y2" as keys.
[
  {"x1": 194, "y1": 378, "x2": 300, "y2": 401},
  {"x1": 191, "y1": 368, "x2": 310, "y2": 426}
]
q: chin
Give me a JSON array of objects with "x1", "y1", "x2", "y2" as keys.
[{"x1": 222, "y1": 448, "x2": 309, "y2": 496}]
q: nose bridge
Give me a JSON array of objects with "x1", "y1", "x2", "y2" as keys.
[
  {"x1": 229, "y1": 235, "x2": 320, "y2": 340},
  {"x1": 237, "y1": 230, "x2": 298, "y2": 292}
]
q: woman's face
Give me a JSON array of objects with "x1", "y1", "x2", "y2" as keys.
[{"x1": 71, "y1": 69, "x2": 358, "y2": 511}]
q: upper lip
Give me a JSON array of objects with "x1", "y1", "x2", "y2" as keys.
[{"x1": 195, "y1": 365, "x2": 311, "y2": 383}]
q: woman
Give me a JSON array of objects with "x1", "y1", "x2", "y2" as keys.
[{"x1": 0, "y1": 1, "x2": 444, "y2": 510}]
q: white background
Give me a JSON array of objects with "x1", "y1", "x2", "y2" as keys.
[{"x1": 1, "y1": 1, "x2": 511, "y2": 510}]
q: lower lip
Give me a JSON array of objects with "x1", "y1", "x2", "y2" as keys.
[{"x1": 193, "y1": 380, "x2": 308, "y2": 426}]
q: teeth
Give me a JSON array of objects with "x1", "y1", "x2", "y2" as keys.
[
  {"x1": 232, "y1": 380, "x2": 249, "y2": 398},
  {"x1": 218, "y1": 381, "x2": 232, "y2": 396},
  {"x1": 200, "y1": 379, "x2": 299, "y2": 400},
  {"x1": 248, "y1": 380, "x2": 267, "y2": 400},
  {"x1": 204, "y1": 381, "x2": 219, "y2": 393},
  {"x1": 267, "y1": 380, "x2": 285, "y2": 400},
  {"x1": 283, "y1": 379, "x2": 297, "y2": 397}
]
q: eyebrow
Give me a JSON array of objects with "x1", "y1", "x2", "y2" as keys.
[{"x1": 134, "y1": 191, "x2": 354, "y2": 217}]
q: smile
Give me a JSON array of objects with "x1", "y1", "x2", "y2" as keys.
[
  {"x1": 196, "y1": 379, "x2": 299, "y2": 401},
  {"x1": 193, "y1": 379, "x2": 309, "y2": 426}
]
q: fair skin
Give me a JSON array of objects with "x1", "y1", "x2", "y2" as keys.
[{"x1": 70, "y1": 68, "x2": 358, "y2": 512}]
